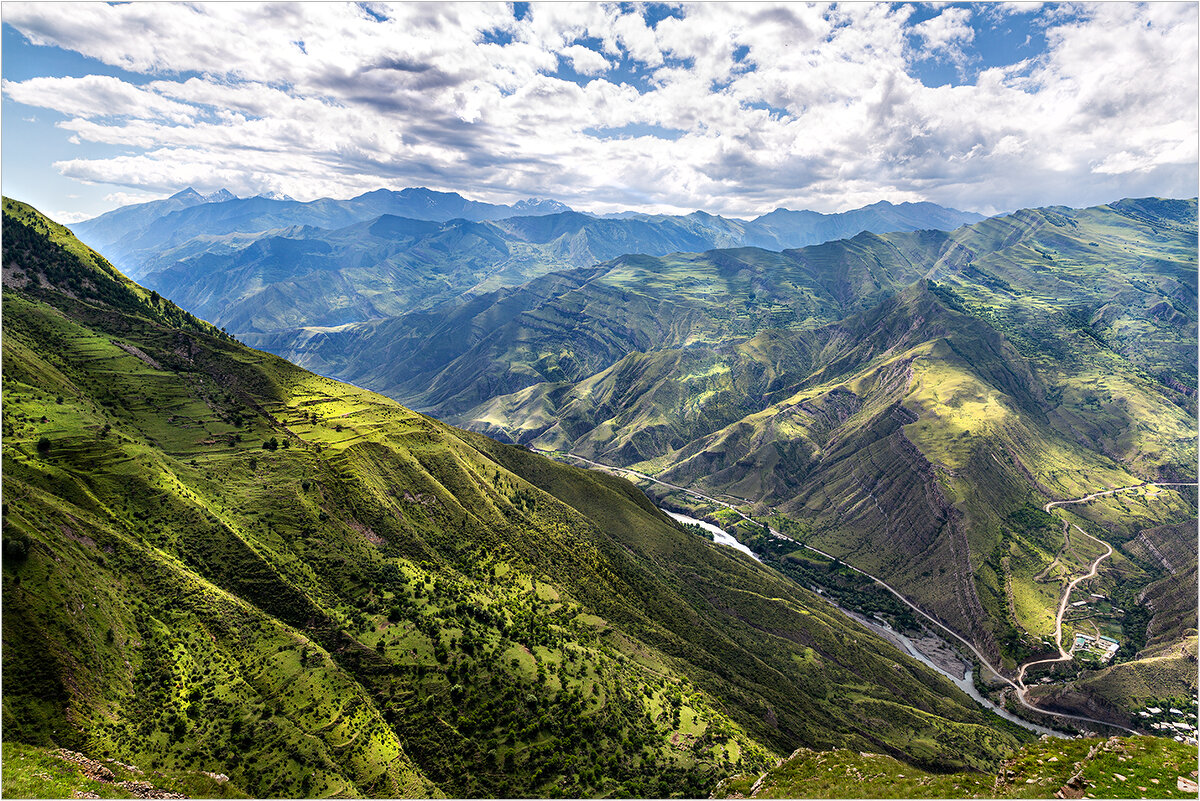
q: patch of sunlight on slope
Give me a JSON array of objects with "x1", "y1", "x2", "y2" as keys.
[
  {"x1": 902, "y1": 340, "x2": 1014, "y2": 470},
  {"x1": 680, "y1": 362, "x2": 732, "y2": 382}
]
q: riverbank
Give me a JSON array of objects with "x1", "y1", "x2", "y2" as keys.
[{"x1": 662, "y1": 506, "x2": 1068, "y2": 739}]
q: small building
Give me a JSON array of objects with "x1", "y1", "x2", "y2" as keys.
[
  {"x1": 1168, "y1": 707, "x2": 1183, "y2": 715},
  {"x1": 1147, "y1": 706, "x2": 1163, "y2": 714}
]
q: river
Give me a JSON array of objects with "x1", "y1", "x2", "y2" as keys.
[
  {"x1": 663, "y1": 508, "x2": 1064, "y2": 738},
  {"x1": 844, "y1": 612, "x2": 1066, "y2": 738},
  {"x1": 663, "y1": 510, "x2": 761, "y2": 561}
]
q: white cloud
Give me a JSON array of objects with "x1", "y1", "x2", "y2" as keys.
[
  {"x1": 911, "y1": 7, "x2": 975, "y2": 67},
  {"x1": 2, "y1": 75, "x2": 198, "y2": 122},
  {"x1": 1, "y1": 1, "x2": 1195, "y2": 218},
  {"x1": 561, "y1": 44, "x2": 612, "y2": 76},
  {"x1": 47, "y1": 209, "x2": 93, "y2": 224},
  {"x1": 104, "y1": 190, "x2": 170, "y2": 206}
]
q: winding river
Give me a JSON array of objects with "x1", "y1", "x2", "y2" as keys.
[
  {"x1": 846, "y1": 612, "x2": 1065, "y2": 738},
  {"x1": 663, "y1": 508, "x2": 1065, "y2": 738}
]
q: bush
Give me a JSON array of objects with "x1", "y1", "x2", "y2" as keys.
[{"x1": 3, "y1": 532, "x2": 31, "y2": 562}]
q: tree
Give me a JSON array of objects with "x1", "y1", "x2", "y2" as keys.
[
  {"x1": 263, "y1": 437, "x2": 278, "y2": 451},
  {"x1": 36, "y1": 436, "x2": 51, "y2": 455}
]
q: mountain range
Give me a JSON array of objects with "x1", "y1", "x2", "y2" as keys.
[
  {"x1": 2, "y1": 198, "x2": 1030, "y2": 797},
  {"x1": 247, "y1": 198, "x2": 1197, "y2": 694},
  {"x1": 70, "y1": 187, "x2": 575, "y2": 280},
  {"x1": 69, "y1": 188, "x2": 983, "y2": 336},
  {"x1": 4, "y1": 187, "x2": 1196, "y2": 798}
]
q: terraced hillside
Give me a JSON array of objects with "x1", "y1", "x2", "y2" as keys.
[{"x1": 1, "y1": 198, "x2": 1030, "y2": 797}]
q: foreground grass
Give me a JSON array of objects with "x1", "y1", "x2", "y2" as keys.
[{"x1": 717, "y1": 735, "x2": 1199, "y2": 799}]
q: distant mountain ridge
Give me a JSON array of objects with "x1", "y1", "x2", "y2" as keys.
[
  {"x1": 69, "y1": 186, "x2": 581, "y2": 276},
  {"x1": 67, "y1": 188, "x2": 985, "y2": 337}
]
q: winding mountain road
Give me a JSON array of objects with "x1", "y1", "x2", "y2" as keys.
[
  {"x1": 543, "y1": 449, "x2": 1194, "y2": 735},
  {"x1": 1012, "y1": 521, "x2": 1122, "y2": 730}
]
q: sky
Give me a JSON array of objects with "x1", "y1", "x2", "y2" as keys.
[{"x1": 2, "y1": 1, "x2": 1197, "y2": 224}]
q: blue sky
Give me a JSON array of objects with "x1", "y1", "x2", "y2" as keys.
[{"x1": 2, "y1": 2, "x2": 1196, "y2": 223}]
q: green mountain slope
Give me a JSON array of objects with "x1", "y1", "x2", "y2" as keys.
[
  {"x1": 279, "y1": 232, "x2": 951, "y2": 416},
  {"x1": 2, "y1": 198, "x2": 1030, "y2": 797},
  {"x1": 276, "y1": 198, "x2": 1198, "y2": 710}
]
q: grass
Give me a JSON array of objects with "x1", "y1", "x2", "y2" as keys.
[
  {"x1": 1, "y1": 741, "x2": 244, "y2": 799},
  {"x1": 717, "y1": 736, "x2": 1199, "y2": 799}
]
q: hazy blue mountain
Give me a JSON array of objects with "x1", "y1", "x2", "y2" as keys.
[
  {"x1": 70, "y1": 187, "x2": 578, "y2": 279},
  {"x1": 70, "y1": 189, "x2": 985, "y2": 337},
  {"x1": 67, "y1": 187, "x2": 216, "y2": 265},
  {"x1": 743, "y1": 200, "x2": 986, "y2": 250}
]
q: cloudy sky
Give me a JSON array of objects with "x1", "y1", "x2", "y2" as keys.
[{"x1": 2, "y1": 1, "x2": 1197, "y2": 223}]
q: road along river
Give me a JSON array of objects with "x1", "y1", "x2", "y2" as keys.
[
  {"x1": 657, "y1": 510, "x2": 1063, "y2": 736},
  {"x1": 540, "y1": 450, "x2": 1194, "y2": 736},
  {"x1": 536, "y1": 449, "x2": 1072, "y2": 737}
]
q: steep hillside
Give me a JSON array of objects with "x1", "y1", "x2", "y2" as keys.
[
  {"x1": 306, "y1": 198, "x2": 1198, "y2": 680},
  {"x1": 2, "y1": 198, "x2": 1029, "y2": 797}
]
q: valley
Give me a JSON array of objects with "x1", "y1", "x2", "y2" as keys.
[
  {"x1": 2, "y1": 198, "x2": 1042, "y2": 798},
  {"x1": 4, "y1": 3, "x2": 1196, "y2": 798},
  {"x1": 540, "y1": 446, "x2": 1193, "y2": 739}
]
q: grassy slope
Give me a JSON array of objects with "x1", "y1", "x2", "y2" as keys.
[
  {"x1": 1, "y1": 741, "x2": 245, "y2": 800},
  {"x1": 716, "y1": 735, "x2": 1198, "y2": 799},
  {"x1": 453, "y1": 201, "x2": 1197, "y2": 676},
  {"x1": 2, "y1": 198, "x2": 1029, "y2": 796}
]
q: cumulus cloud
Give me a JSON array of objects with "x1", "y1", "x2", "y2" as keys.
[
  {"x1": 911, "y1": 7, "x2": 975, "y2": 66},
  {"x1": 561, "y1": 44, "x2": 612, "y2": 76},
  {"x1": 2, "y1": 1, "x2": 1196, "y2": 218},
  {"x1": 104, "y1": 190, "x2": 171, "y2": 206}
]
